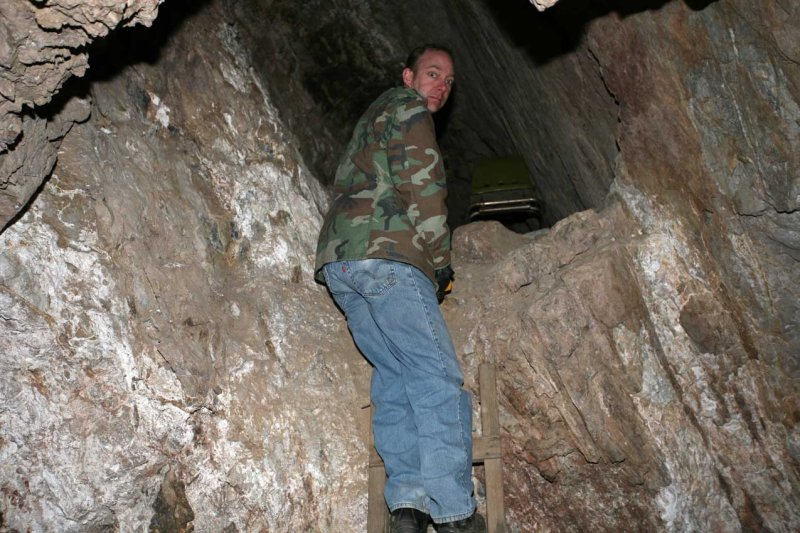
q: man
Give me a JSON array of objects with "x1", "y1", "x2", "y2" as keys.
[{"x1": 314, "y1": 45, "x2": 484, "y2": 533}]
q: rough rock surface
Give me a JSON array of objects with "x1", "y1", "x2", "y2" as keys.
[
  {"x1": 530, "y1": 0, "x2": 560, "y2": 12},
  {"x1": 1, "y1": 3, "x2": 368, "y2": 530},
  {"x1": 1, "y1": 0, "x2": 798, "y2": 531},
  {"x1": 451, "y1": 210, "x2": 798, "y2": 532},
  {"x1": 0, "y1": 0, "x2": 164, "y2": 230}
]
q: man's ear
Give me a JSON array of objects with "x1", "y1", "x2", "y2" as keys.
[{"x1": 402, "y1": 67, "x2": 414, "y2": 88}]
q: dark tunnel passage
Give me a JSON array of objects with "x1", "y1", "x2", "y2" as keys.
[{"x1": 228, "y1": 0, "x2": 624, "y2": 230}]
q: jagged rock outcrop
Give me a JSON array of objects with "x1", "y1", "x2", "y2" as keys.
[
  {"x1": 1, "y1": 0, "x2": 797, "y2": 531},
  {"x1": 529, "y1": 0, "x2": 560, "y2": 12},
  {"x1": 451, "y1": 207, "x2": 798, "y2": 531},
  {"x1": 0, "y1": 0, "x2": 164, "y2": 230}
]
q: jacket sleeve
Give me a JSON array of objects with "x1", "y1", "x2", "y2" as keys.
[{"x1": 386, "y1": 99, "x2": 451, "y2": 269}]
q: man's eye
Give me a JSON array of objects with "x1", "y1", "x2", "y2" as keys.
[
  {"x1": 445, "y1": 79, "x2": 454, "y2": 87},
  {"x1": 428, "y1": 71, "x2": 438, "y2": 78}
]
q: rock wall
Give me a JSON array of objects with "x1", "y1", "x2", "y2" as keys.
[
  {"x1": 1, "y1": 0, "x2": 798, "y2": 531},
  {"x1": 0, "y1": 0, "x2": 165, "y2": 231},
  {"x1": 452, "y1": 207, "x2": 798, "y2": 531},
  {"x1": 445, "y1": 1, "x2": 799, "y2": 530},
  {"x1": 1, "y1": 2, "x2": 370, "y2": 530}
]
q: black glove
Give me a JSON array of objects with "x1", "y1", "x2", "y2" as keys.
[{"x1": 435, "y1": 265, "x2": 455, "y2": 304}]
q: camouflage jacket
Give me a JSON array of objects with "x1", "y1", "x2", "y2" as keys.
[{"x1": 314, "y1": 87, "x2": 450, "y2": 284}]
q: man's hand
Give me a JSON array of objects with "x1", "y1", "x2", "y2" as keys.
[{"x1": 435, "y1": 266, "x2": 455, "y2": 304}]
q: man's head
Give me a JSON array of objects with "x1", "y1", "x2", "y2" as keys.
[{"x1": 402, "y1": 45, "x2": 455, "y2": 113}]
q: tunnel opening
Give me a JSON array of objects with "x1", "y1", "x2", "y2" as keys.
[{"x1": 222, "y1": 0, "x2": 623, "y2": 231}]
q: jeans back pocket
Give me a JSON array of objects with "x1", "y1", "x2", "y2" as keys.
[{"x1": 349, "y1": 259, "x2": 397, "y2": 297}]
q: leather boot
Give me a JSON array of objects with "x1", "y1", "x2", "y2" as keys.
[
  {"x1": 390, "y1": 507, "x2": 429, "y2": 533},
  {"x1": 436, "y1": 511, "x2": 486, "y2": 533}
]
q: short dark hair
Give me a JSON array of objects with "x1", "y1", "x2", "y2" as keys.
[{"x1": 405, "y1": 44, "x2": 454, "y2": 73}]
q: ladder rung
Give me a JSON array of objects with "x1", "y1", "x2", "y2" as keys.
[{"x1": 472, "y1": 435, "x2": 502, "y2": 462}]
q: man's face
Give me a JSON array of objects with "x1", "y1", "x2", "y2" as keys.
[{"x1": 402, "y1": 49, "x2": 455, "y2": 113}]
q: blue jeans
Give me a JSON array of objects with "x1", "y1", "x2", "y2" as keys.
[{"x1": 323, "y1": 259, "x2": 475, "y2": 523}]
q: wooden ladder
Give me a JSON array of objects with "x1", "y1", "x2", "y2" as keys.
[{"x1": 367, "y1": 363, "x2": 506, "y2": 532}]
